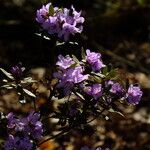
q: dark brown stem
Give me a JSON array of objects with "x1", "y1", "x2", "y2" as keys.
[{"x1": 38, "y1": 128, "x2": 72, "y2": 146}]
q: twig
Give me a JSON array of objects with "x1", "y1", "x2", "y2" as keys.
[
  {"x1": 38, "y1": 128, "x2": 72, "y2": 146},
  {"x1": 33, "y1": 99, "x2": 37, "y2": 111}
]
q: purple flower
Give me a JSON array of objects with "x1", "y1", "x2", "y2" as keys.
[
  {"x1": 7, "y1": 113, "x2": 25, "y2": 132},
  {"x1": 23, "y1": 111, "x2": 43, "y2": 140},
  {"x1": 36, "y1": 3, "x2": 51, "y2": 24},
  {"x1": 4, "y1": 134, "x2": 33, "y2": 150},
  {"x1": 10, "y1": 65, "x2": 23, "y2": 78},
  {"x1": 86, "y1": 49, "x2": 105, "y2": 72},
  {"x1": 56, "y1": 55, "x2": 75, "y2": 69},
  {"x1": 71, "y1": 6, "x2": 85, "y2": 24},
  {"x1": 54, "y1": 66, "x2": 88, "y2": 95},
  {"x1": 58, "y1": 23, "x2": 80, "y2": 41},
  {"x1": 85, "y1": 84, "x2": 102, "y2": 100},
  {"x1": 42, "y1": 16, "x2": 60, "y2": 34},
  {"x1": 36, "y1": 3, "x2": 84, "y2": 41},
  {"x1": 86, "y1": 49, "x2": 101, "y2": 64},
  {"x1": 57, "y1": 66, "x2": 88, "y2": 84},
  {"x1": 58, "y1": 6, "x2": 84, "y2": 41},
  {"x1": 126, "y1": 85, "x2": 143, "y2": 105},
  {"x1": 110, "y1": 83, "x2": 123, "y2": 94},
  {"x1": 6, "y1": 111, "x2": 43, "y2": 141},
  {"x1": 105, "y1": 81, "x2": 124, "y2": 95},
  {"x1": 105, "y1": 80, "x2": 114, "y2": 87}
]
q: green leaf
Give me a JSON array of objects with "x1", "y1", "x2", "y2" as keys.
[
  {"x1": 35, "y1": 33, "x2": 42, "y2": 37},
  {"x1": 48, "y1": 5, "x2": 54, "y2": 16},
  {"x1": 102, "y1": 66, "x2": 108, "y2": 75},
  {"x1": 72, "y1": 55, "x2": 80, "y2": 64},
  {"x1": 2, "y1": 79, "x2": 8, "y2": 83},
  {"x1": 108, "y1": 108, "x2": 124, "y2": 117},
  {"x1": 69, "y1": 62, "x2": 77, "y2": 69},
  {"x1": 1, "y1": 85, "x2": 14, "y2": 89},
  {"x1": 35, "y1": 33, "x2": 51, "y2": 40},
  {"x1": 43, "y1": 35, "x2": 51, "y2": 40},
  {"x1": 0, "y1": 68, "x2": 14, "y2": 80},
  {"x1": 93, "y1": 76, "x2": 102, "y2": 83},
  {"x1": 69, "y1": 42, "x2": 78, "y2": 45},
  {"x1": 106, "y1": 69, "x2": 118, "y2": 80},
  {"x1": 23, "y1": 89, "x2": 36, "y2": 98},
  {"x1": 81, "y1": 47, "x2": 86, "y2": 60},
  {"x1": 21, "y1": 77, "x2": 37, "y2": 84},
  {"x1": 91, "y1": 72, "x2": 105, "y2": 78},
  {"x1": 75, "y1": 92, "x2": 85, "y2": 100},
  {"x1": 56, "y1": 41, "x2": 65, "y2": 46}
]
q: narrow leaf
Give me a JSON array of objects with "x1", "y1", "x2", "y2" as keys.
[
  {"x1": 56, "y1": 41, "x2": 65, "y2": 46},
  {"x1": 75, "y1": 92, "x2": 85, "y2": 100},
  {"x1": 109, "y1": 108, "x2": 124, "y2": 117},
  {"x1": 72, "y1": 55, "x2": 80, "y2": 64},
  {"x1": 21, "y1": 77, "x2": 37, "y2": 84},
  {"x1": 69, "y1": 42, "x2": 78, "y2": 45},
  {"x1": 0, "y1": 68, "x2": 14, "y2": 80},
  {"x1": 49, "y1": 5, "x2": 54, "y2": 16},
  {"x1": 23, "y1": 89, "x2": 36, "y2": 98},
  {"x1": 81, "y1": 47, "x2": 86, "y2": 60}
]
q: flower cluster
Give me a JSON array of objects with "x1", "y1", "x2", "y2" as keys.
[
  {"x1": 54, "y1": 55, "x2": 88, "y2": 95},
  {"x1": 4, "y1": 135, "x2": 33, "y2": 150},
  {"x1": 54, "y1": 49, "x2": 142, "y2": 106},
  {"x1": 4, "y1": 111, "x2": 43, "y2": 150},
  {"x1": 36, "y1": 3, "x2": 84, "y2": 41}
]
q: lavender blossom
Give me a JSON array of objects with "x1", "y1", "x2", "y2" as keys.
[
  {"x1": 85, "y1": 84, "x2": 102, "y2": 100},
  {"x1": 10, "y1": 65, "x2": 23, "y2": 78},
  {"x1": 126, "y1": 85, "x2": 143, "y2": 105},
  {"x1": 36, "y1": 3, "x2": 84, "y2": 41},
  {"x1": 58, "y1": 23, "x2": 80, "y2": 41},
  {"x1": 54, "y1": 66, "x2": 88, "y2": 95},
  {"x1": 105, "y1": 80, "x2": 114, "y2": 87},
  {"x1": 57, "y1": 66, "x2": 88, "y2": 84},
  {"x1": 86, "y1": 49, "x2": 105, "y2": 72},
  {"x1": 56, "y1": 55, "x2": 75, "y2": 69},
  {"x1": 42, "y1": 16, "x2": 60, "y2": 35},
  {"x1": 105, "y1": 81, "x2": 124, "y2": 95},
  {"x1": 4, "y1": 134, "x2": 33, "y2": 150},
  {"x1": 110, "y1": 83, "x2": 123, "y2": 94},
  {"x1": 36, "y1": 3, "x2": 52, "y2": 24},
  {"x1": 23, "y1": 111, "x2": 43, "y2": 140},
  {"x1": 6, "y1": 111, "x2": 43, "y2": 141},
  {"x1": 7, "y1": 113, "x2": 25, "y2": 132}
]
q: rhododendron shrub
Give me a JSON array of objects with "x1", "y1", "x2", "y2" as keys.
[{"x1": 0, "y1": 2, "x2": 142, "y2": 150}]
